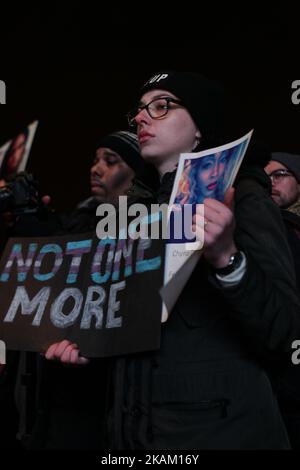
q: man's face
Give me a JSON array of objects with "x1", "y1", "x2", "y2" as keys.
[
  {"x1": 90, "y1": 147, "x2": 134, "y2": 204},
  {"x1": 264, "y1": 161, "x2": 300, "y2": 208}
]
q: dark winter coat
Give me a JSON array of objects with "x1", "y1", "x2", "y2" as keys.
[
  {"x1": 269, "y1": 208, "x2": 300, "y2": 449},
  {"x1": 108, "y1": 166, "x2": 300, "y2": 450}
]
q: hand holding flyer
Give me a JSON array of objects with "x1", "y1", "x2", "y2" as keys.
[{"x1": 160, "y1": 130, "x2": 253, "y2": 322}]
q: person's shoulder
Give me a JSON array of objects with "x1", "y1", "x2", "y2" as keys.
[
  {"x1": 281, "y1": 209, "x2": 300, "y2": 228},
  {"x1": 234, "y1": 164, "x2": 271, "y2": 204},
  {"x1": 233, "y1": 164, "x2": 284, "y2": 231},
  {"x1": 235, "y1": 164, "x2": 270, "y2": 189},
  {"x1": 127, "y1": 178, "x2": 155, "y2": 205},
  {"x1": 10, "y1": 210, "x2": 62, "y2": 237},
  {"x1": 61, "y1": 200, "x2": 98, "y2": 233}
]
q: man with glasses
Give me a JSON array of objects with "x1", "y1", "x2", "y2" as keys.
[
  {"x1": 265, "y1": 152, "x2": 300, "y2": 449},
  {"x1": 265, "y1": 153, "x2": 300, "y2": 210},
  {"x1": 265, "y1": 154, "x2": 300, "y2": 279}
]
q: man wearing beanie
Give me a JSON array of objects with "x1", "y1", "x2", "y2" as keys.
[
  {"x1": 64, "y1": 130, "x2": 142, "y2": 233},
  {"x1": 265, "y1": 153, "x2": 300, "y2": 289},
  {"x1": 91, "y1": 131, "x2": 142, "y2": 202},
  {"x1": 265, "y1": 152, "x2": 300, "y2": 210},
  {"x1": 15, "y1": 131, "x2": 143, "y2": 451},
  {"x1": 47, "y1": 71, "x2": 300, "y2": 449},
  {"x1": 265, "y1": 152, "x2": 300, "y2": 449}
]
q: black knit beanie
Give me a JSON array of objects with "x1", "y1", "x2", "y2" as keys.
[
  {"x1": 96, "y1": 130, "x2": 143, "y2": 173},
  {"x1": 138, "y1": 70, "x2": 225, "y2": 150}
]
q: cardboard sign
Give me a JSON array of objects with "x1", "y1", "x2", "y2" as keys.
[{"x1": 0, "y1": 231, "x2": 164, "y2": 358}]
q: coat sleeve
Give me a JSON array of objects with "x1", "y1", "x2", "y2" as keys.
[{"x1": 210, "y1": 167, "x2": 300, "y2": 354}]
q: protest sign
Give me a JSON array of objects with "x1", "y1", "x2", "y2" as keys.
[{"x1": 0, "y1": 230, "x2": 164, "y2": 357}]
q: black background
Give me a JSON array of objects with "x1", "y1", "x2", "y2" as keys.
[{"x1": 0, "y1": 3, "x2": 299, "y2": 211}]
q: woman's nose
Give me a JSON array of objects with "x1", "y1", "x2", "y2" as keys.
[
  {"x1": 135, "y1": 107, "x2": 150, "y2": 126},
  {"x1": 211, "y1": 162, "x2": 218, "y2": 177}
]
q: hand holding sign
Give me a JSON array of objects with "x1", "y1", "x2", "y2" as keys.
[
  {"x1": 161, "y1": 131, "x2": 253, "y2": 321},
  {"x1": 0, "y1": 231, "x2": 164, "y2": 357},
  {"x1": 45, "y1": 339, "x2": 90, "y2": 365}
]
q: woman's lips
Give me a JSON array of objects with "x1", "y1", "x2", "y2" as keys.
[
  {"x1": 139, "y1": 133, "x2": 153, "y2": 144},
  {"x1": 207, "y1": 182, "x2": 217, "y2": 191}
]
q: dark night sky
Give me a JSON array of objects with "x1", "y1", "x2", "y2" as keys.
[{"x1": 0, "y1": 4, "x2": 299, "y2": 211}]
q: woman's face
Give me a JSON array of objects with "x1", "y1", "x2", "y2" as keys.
[
  {"x1": 135, "y1": 89, "x2": 200, "y2": 169},
  {"x1": 6, "y1": 133, "x2": 27, "y2": 175},
  {"x1": 196, "y1": 151, "x2": 227, "y2": 199}
]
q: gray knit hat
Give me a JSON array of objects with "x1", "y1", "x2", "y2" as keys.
[
  {"x1": 96, "y1": 130, "x2": 142, "y2": 173},
  {"x1": 271, "y1": 152, "x2": 300, "y2": 183}
]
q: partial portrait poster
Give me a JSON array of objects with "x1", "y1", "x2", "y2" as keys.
[{"x1": 0, "y1": 120, "x2": 39, "y2": 183}]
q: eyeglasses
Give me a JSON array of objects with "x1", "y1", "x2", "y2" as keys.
[
  {"x1": 268, "y1": 169, "x2": 294, "y2": 183},
  {"x1": 127, "y1": 96, "x2": 183, "y2": 128}
]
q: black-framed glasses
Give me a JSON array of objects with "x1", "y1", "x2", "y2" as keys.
[
  {"x1": 127, "y1": 96, "x2": 183, "y2": 128},
  {"x1": 268, "y1": 169, "x2": 294, "y2": 183}
]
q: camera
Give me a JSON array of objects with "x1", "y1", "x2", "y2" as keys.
[{"x1": 0, "y1": 172, "x2": 43, "y2": 215}]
